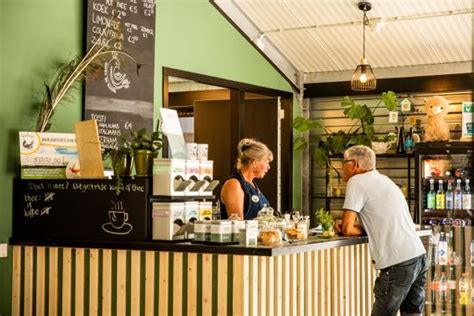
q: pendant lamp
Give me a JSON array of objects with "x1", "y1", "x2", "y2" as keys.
[{"x1": 351, "y1": 2, "x2": 376, "y2": 91}]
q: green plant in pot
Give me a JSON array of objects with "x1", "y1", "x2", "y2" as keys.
[
  {"x1": 130, "y1": 126, "x2": 162, "y2": 177},
  {"x1": 102, "y1": 138, "x2": 133, "y2": 195},
  {"x1": 315, "y1": 208, "x2": 335, "y2": 237},
  {"x1": 293, "y1": 91, "x2": 398, "y2": 169}
]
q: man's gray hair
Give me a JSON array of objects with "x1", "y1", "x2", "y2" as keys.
[{"x1": 344, "y1": 145, "x2": 376, "y2": 170}]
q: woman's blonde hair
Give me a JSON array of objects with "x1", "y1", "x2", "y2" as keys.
[{"x1": 236, "y1": 138, "x2": 273, "y2": 169}]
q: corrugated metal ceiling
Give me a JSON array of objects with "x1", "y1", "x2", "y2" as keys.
[{"x1": 214, "y1": 0, "x2": 473, "y2": 87}]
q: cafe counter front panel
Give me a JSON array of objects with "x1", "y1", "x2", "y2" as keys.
[{"x1": 9, "y1": 231, "x2": 431, "y2": 316}]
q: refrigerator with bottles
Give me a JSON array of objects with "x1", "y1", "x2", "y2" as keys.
[{"x1": 415, "y1": 141, "x2": 473, "y2": 315}]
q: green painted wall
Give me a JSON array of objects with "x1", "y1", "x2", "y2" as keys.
[{"x1": 0, "y1": 0, "x2": 299, "y2": 313}]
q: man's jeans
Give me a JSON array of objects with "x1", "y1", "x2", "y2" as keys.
[{"x1": 371, "y1": 254, "x2": 428, "y2": 316}]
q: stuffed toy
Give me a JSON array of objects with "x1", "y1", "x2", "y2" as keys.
[{"x1": 423, "y1": 96, "x2": 450, "y2": 142}]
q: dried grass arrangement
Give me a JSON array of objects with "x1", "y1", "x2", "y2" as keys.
[{"x1": 35, "y1": 26, "x2": 139, "y2": 132}]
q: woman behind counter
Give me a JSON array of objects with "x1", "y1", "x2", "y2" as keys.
[{"x1": 220, "y1": 138, "x2": 273, "y2": 220}]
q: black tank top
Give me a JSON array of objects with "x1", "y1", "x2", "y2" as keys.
[{"x1": 220, "y1": 169, "x2": 271, "y2": 220}]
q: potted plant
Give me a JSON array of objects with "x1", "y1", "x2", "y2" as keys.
[
  {"x1": 102, "y1": 138, "x2": 133, "y2": 195},
  {"x1": 129, "y1": 125, "x2": 162, "y2": 177},
  {"x1": 293, "y1": 91, "x2": 398, "y2": 168},
  {"x1": 315, "y1": 208, "x2": 335, "y2": 237},
  {"x1": 371, "y1": 132, "x2": 397, "y2": 154}
]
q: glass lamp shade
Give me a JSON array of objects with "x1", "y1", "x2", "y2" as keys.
[{"x1": 351, "y1": 59, "x2": 376, "y2": 91}]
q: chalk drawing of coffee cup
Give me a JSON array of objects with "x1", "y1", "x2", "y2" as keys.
[
  {"x1": 102, "y1": 210, "x2": 133, "y2": 235},
  {"x1": 109, "y1": 210, "x2": 128, "y2": 229}
]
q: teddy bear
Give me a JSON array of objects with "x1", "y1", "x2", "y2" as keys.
[{"x1": 423, "y1": 96, "x2": 450, "y2": 142}]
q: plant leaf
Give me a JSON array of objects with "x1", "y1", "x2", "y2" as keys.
[
  {"x1": 341, "y1": 96, "x2": 355, "y2": 108},
  {"x1": 293, "y1": 116, "x2": 307, "y2": 131},
  {"x1": 293, "y1": 137, "x2": 307, "y2": 151},
  {"x1": 313, "y1": 147, "x2": 329, "y2": 168},
  {"x1": 382, "y1": 91, "x2": 398, "y2": 111}
]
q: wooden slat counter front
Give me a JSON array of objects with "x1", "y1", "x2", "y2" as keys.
[{"x1": 10, "y1": 230, "x2": 431, "y2": 316}]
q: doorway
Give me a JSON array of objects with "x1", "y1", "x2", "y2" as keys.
[{"x1": 163, "y1": 67, "x2": 293, "y2": 213}]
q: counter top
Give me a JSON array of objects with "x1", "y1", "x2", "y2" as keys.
[{"x1": 10, "y1": 228, "x2": 431, "y2": 257}]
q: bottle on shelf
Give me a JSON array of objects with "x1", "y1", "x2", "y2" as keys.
[
  {"x1": 462, "y1": 179, "x2": 471, "y2": 210},
  {"x1": 427, "y1": 179, "x2": 436, "y2": 210},
  {"x1": 471, "y1": 240, "x2": 474, "y2": 267},
  {"x1": 447, "y1": 229, "x2": 454, "y2": 264},
  {"x1": 448, "y1": 266, "x2": 456, "y2": 304},
  {"x1": 459, "y1": 273, "x2": 468, "y2": 306},
  {"x1": 431, "y1": 272, "x2": 439, "y2": 307},
  {"x1": 439, "y1": 272, "x2": 448, "y2": 306},
  {"x1": 445, "y1": 180, "x2": 454, "y2": 211},
  {"x1": 454, "y1": 179, "x2": 463, "y2": 210},
  {"x1": 436, "y1": 179, "x2": 445, "y2": 210},
  {"x1": 438, "y1": 232, "x2": 448, "y2": 266},
  {"x1": 396, "y1": 126, "x2": 405, "y2": 154},
  {"x1": 327, "y1": 172, "x2": 333, "y2": 197},
  {"x1": 404, "y1": 128, "x2": 415, "y2": 154}
]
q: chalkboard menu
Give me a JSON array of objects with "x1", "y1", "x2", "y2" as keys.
[
  {"x1": 84, "y1": 0, "x2": 156, "y2": 149},
  {"x1": 12, "y1": 178, "x2": 151, "y2": 242}
]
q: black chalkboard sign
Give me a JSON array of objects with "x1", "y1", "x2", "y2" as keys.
[
  {"x1": 84, "y1": 0, "x2": 156, "y2": 149},
  {"x1": 12, "y1": 178, "x2": 151, "y2": 241}
]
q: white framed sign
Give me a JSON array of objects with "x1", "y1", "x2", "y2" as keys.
[
  {"x1": 461, "y1": 101, "x2": 473, "y2": 140},
  {"x1": 159, "y1": 108, "x2": 186, "y2": 159}
]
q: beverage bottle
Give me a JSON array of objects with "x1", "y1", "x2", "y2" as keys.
[
  {"x1": 445, "y1": 180, "x2": 454, "y2": 210},
  {"x1": 448, "y1": 266, "x2": 456, "y2": 304},
  {"x1": 471, "y1": 240, "x2": 474, "y2": 267},
  {"x1": 427, "y1": 179, "x2": 436, "y2": 210},
  {"x1": 462, "y1": 179, "x2": 471, "y2": 210},
  {"x1": 327, "y1": 172, "x2": 333, "y2": 197},
  {"x1": 436, "y1": 179, "x2": 445, "y2": 210},
  {"x1": 459, "y1": 273, "x2": 468, "y2": 305},
  {"x1": 439, "y1": 272, "x2": 448, "y2": 306},
  {"x1": 454, "y1": 179, "x2": 463, "y2": 210},
  {"x1": 431, "y1": 273, "x2": 439, "y2": 307},
  {"x1": 396, "y1": 126, "x2": 406, "y2": 154},
  {"x1": 438, "y1": 233, "x2": 448, "y2": 265},
  {"x1": 447, "y1": 229, "x2": 454, "y2": 264}
]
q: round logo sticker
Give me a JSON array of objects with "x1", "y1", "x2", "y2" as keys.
[{"x1": 251, "y1": 195, "x2": 260, "y2": 203}]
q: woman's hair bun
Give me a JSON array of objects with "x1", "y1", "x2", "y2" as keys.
[{"x1": 237, "y1": 138, "x2": 255, "y2": 153}]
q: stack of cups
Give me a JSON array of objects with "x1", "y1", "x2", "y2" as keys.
[{"x1": 186, "y1": 143, "x2": 208, "y2": 161}]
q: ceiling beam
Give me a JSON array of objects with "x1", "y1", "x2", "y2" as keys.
[
  {"x1": 304, "y1": 62, "x2": 473, "y2": 84},
  {"x1": 212, "y1": 0, "x2": 300, "y2": 90},
  {"x1": 304, "y1": 73, "x2": 474, "y2": 98}
]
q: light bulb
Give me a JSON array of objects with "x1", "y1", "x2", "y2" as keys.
[{"x1": 359, "y1": 73, "x2": 368, "y2": 83}]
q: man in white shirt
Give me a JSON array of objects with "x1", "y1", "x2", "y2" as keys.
[{"x1": 335, "y1": 145, "x2": 427, "y2": 316}]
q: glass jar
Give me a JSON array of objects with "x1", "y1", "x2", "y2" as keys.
[
  {"x1": 258, "y1": 228, "x2": 282, "y2": 246},
  {"x1": 210, "y1": 221, "x2": 232, "y2": 243},
  {"x1": 231, "y1": 220, "x2": 245, "y2": 242}
]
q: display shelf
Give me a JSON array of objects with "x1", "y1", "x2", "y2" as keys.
[{"x1": 320, "y1": 153, "x2": 415, "y2": 212}]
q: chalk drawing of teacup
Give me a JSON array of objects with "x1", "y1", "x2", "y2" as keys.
[{"x1": 109, "y1": 210, "x2": 128, "y2": 229}]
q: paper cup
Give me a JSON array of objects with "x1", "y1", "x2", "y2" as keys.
[
  {"x1": 186, "y1": 143, "x2": 198, "y2": 160},
  {"x1": 197, "y1": 144, "x2": 208, "y2": 161}
]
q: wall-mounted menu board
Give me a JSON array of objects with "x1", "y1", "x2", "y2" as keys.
[
  {"x1": 12, "y1": 178, "x2": 151, "y2": 242},
  {"x1": 84, "y1": 0, "x2": 156, "y2": 149}
]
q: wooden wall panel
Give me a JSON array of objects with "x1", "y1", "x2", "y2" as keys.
[
  {"x1": 116, "y1": 250, "x2": 126, "y2": 316},
  {"x1": 11, "y1": 246, "x2": 21, "y2": 316},
  {"x1": 74, "y1": 248, "x2": 84, "y2": 316},
  {"x1": 309, "y1": 91, "x2": 472, "y2": 217},
  {"x1": 12, "y1": 243, "x2": 384, "y2": 316}
]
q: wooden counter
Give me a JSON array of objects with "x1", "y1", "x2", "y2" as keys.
[{"x1": 10, "y1": 230, "x2": 430, "y2": 316}]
